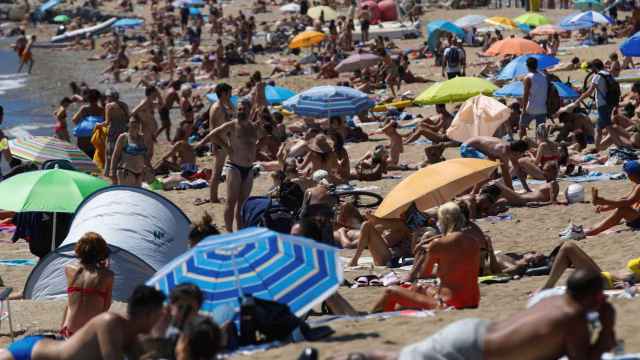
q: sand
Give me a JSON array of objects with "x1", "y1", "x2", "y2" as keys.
[{"x1": 1, "y1": 4, "x2": 640, "y2": 358}]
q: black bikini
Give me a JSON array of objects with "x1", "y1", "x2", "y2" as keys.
[{"x1": 227, "y1": 162, "x2": 253, "y2": 181}]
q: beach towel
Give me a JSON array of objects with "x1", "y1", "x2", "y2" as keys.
[
  {"x1": 0, "y1": 259, "x2": 36, "y2": 266},
  {"x1": 309, "y1": 310, "x2": 435, "y2": 326},
  {"x1": 91, "y1": 123, "x2": 107, "y2": 170}
]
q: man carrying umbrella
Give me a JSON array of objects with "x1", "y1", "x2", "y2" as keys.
[{"x1": 197, "y1": 98, "x2": 258, "y2": 232}]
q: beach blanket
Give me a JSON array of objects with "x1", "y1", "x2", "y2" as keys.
[
  {"x1": 309, "y1": 309, "x2": 435, "y2": 326},
  {"x1": 0, "y1": 259, "x2": 36, "y2": 267}
]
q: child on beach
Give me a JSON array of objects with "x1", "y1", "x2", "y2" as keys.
[
  {"x1": 17, "y1": 35, "x2": 35, "y2": 74},
  {"x1": 54, "y1": 97, "x2": 72, "y2": 142}
]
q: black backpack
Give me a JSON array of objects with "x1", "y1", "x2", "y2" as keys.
[
  {"x1": 601, "y1": 72, "x2": 621, "y2": 106},
  {"x1": 446, "y1": 47, "x2": 460, "y2": 67},
  {"x1": 546, "y1": 75, "x2": 562, "y2": 115}
]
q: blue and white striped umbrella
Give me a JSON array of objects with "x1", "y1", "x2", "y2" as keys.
[
  {"x1": 563, "y1": 11, "x2": 612, "y2": 28},
  {"x1": 497, "y1": 54, "x2": 560, "y2": 80},
  {"x1": 265, "y1": 85, "x2": 296, "y2": 105},
  {"x1": 146, "y1": 227, "x2": 343, "y2": 319},
  {"x1": 282, "y1": 85, "x2": 375, "y2": 118}
]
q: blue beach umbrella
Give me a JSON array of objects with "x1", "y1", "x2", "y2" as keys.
[
  {"x1": 495, "y1": 81, "x2": 579, "y2": 99},
  {"x1": 426, "y1": 20, "x2": 465, "y2": 52},
  {"x1": 559, "y1": 12, "x2": 597, "y2": 30},
  {"x1": 282, "y1": 85, "x2": 374, "y2": 118},
  {"x1": 112, "y1": 18, "x2": 144, "y2": 29},
  {"x1": 189, "y1": 7, "x2": 201, "y2": 16},
  {"x1": 265, "y1": 85, "x2": 296, "y2": 105},
  {"x1": 146, "y1": 227, "x2": 343, "y2": 320},
  {"x1": 620, "y1": 31, "x2": 640, "y2": 57},
  {"x1": 564, "y1": 11, "x2": 612, "y2": 27},
  {"x1": 206, "y1": 93, "x2": 239, "y2": 107},
  {"x1": 497, "y1": 54, "x2": 560, "y2": 80}
]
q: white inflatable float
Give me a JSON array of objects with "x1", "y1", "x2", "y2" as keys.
[{"x1": 50, "y1": 17, "x2": 117, "y2": 43}]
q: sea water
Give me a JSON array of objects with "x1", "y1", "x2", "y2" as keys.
[{"x1": 0, "y1": 44, "x2": 52, "y2": 138}]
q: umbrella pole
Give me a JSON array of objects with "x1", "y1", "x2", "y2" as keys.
[{"x1": 51, "y1": 212, "x2": 57, "y2": 252}]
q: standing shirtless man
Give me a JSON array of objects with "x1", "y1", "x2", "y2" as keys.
[
  {"x1": 207, "y1": 83, "x2": 234, "y2": 203},
  {"x1": 131, "y1": 86, "x2": 164, "y2": 161},
  {"x1": 198, "y1": 98, "x2": 257, "y2": 231},
  {"x1": 155, "y1": 81, "x2": 180, "y2": 142}
]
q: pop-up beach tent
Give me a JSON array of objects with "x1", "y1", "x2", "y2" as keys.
[{"x1": 23, "y1": 186, "x2": 190, "y2": 301}]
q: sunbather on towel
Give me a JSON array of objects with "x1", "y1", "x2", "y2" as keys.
[
  {"x1": 488, "y1": 162, "x2": 561, "y2": 207},
  {"x1": 371, "y1": 202, "x2": 481, "y2": 312},
  {"x1": 540, "y1": 240, "x2": 640, "y2": 291},
  {"x1": 333, "y1": 270, "x2": 616, "y2": 360},
  {"x1": 584, "y1": 160, "x2": 640, "y2": 236}
]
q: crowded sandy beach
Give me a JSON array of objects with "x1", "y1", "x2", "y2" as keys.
[{"x1": 2, "y1": 0, "x2": 640, "y2": 358}]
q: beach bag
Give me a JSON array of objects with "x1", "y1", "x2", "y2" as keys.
[
  {"x1": 73, "y1": 115, "x2": 103, "y2": 138},
  {"x1": 546, "y1": 76, "x2": 561, "y2": 115},
  {"x1": 601, "y1": 72, "x2": 621, "y2": 107},
  {"x1": 446, "y1": 47, "x2": 460, "y2": 68}
]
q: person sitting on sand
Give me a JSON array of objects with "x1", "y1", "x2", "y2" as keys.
[
  {"x1": 0, "y1": 285, "x2": 167, "y2": 360},
  {"x1": 299, "y1": 134, "x2": 340, "y2": 183},
  {"x1": 299, "y1": 170, "x2": 339, "y2": 246},
  {"x1": 548, "y1": 56, "x2": 581, "y2": 72},
  {"x1": 153, "y1": 137, "x2": 197, "y2": 176},
  {"x1": 110, "y1": 115, "x2": 153, "y2": 187},
  {"x1": 349, "y1": 209, "x2": 412, "y2": 267},
  {"x1": 583, "y1": 160, "x2": 640, "y2": 236},
  {"x1": 60, "y1": 232, "x2": 113, "y2": 338},
  {"x1": 371, "y1": 120, "x2": 414, "y2": 171},
  {"x1": 351, "y1": 145, "x2": 388, "y2": 181},
  {"x1": 316, "y1": 55, "x2": 339, "y2": 80},
  {"x1": 371, "y1": 202, "x2": 482, "y2": 312},
  {"x1": 403, "y1": 104, "x2": 453, "y2": 145},
  {"x1": 418, "y1": 143, "x2": 446, "y2": 168},
  {"x1": 518, "y1": 125, "x2": 561, "y2": 181},
  {"x1": 540, "y1": 240, "x2": 640, "y2": 291},
  {"x1": 462, "y1": 136, "x2": 530, "y2": 191},
  {"x1": 340, "y1": 270, "x2": 616, "y2": 360}
]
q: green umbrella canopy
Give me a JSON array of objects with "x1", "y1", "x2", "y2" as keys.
[
  {"x1": 414, "y1": 77, "x2": 498, "y2": 105},
  {"x1": 0, "y1": 169, "x2": 109, "y2": 213},
  {"x1": 53, "y1": 14, "x2": 70, "y2": 23},
  {"x1": 514, "y1": 12, "x2": 551, "y2": 26}
]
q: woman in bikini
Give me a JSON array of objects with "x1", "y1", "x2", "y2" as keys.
[
  {"x1": 110, "y1": 115, "x2": 152, "y2": 187},
  {"x1": 518, "y1": 124, "x2": 561, "y2": 181},
  {"x1": 53, "y1": 97, "x2": 72, "y2": 142},
  {"x1": 103, "y1": 89, "x2": 129, "y2": 183},
  {"x1": 491, "y1": 161, "x2": 561, "y2": 207},
  {"x1": 60, "y1": 232, "x2": 113, "y2": 338},
  {"x1": 180, "y1": 85, "x2": 195, "y2": 124}
]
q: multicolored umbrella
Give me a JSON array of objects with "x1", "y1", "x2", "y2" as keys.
[
  {"x1": 9, "y1": 136, "x2": 98, "y2": 172},
  {"x1": 414, "y1": 77, "x2": 498, "y2": 105},
  {"x1": 620, "y1": 31, "x2": 640, "y2": 57},
  {"x1": 146, "y1": 227, "x2": 343, "y2": 319},
  {"x1": 574, "y1": 0, "x2": 604, "y2": 11},
  {"x1": 454, "y1": 14, "x2": 487, "y2": 28},
  {"x1": 307, "y1": 5, "x2": 337, "y2": 21},
  {"x1": 289, "y1": 31, "x2": 326, "y2": 49},
  {"x1": 265, "y1": 85, "x2": 296, "y2": 105},
  {"x1": 484, "y1": 37, "x2": 545, "y2": 56},
  {"x1": 494, "y1": 80, "x2": 579, "y2": 99},
  {"x1": 530, "y1": 24, "x2": 570, "y2": 36},
  {"x1": 282, "y1": 85, "x2": 374, "y2": 118},
  {"x1": 514, "y1": 13, "x2": 550, "y2": 26},
  {"x1": 335, "y1": 53, "x2": 382, "y2": 73},
  {"x1": 485, "y1": 16, "x2": 519, "y2": 29},
  {"x1": 496, "y1": 54, "x2": 560, "y2": 80},
  {"x1": 375, "y1": 159, "x2": 498, "y2": 218}
]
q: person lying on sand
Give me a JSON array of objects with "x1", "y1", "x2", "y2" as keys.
[
  {"x1": 583, "y1": 160, "x2": 640, "y2": 236},
  {"x1": 0, "y1": 286, "x2": 166, "y2": 360},
  {"x1": 490, "y1": 162, "x2": 560, "y2": 206},
  {"x1": 333, "y1": 270, "x2": 616, "y2": 360},
  {"x1": 540, "y1": 240, "x2": 640, "y2": 291},
  {"x1": 371, "y1": 202, "x2": 481, "y2": 312},
  {"x1": 462, "y1": 136, "x2": 530, "y2": 191},
  {"x1": 548, "y1": 56, "x2": 581, "y2": 72}
]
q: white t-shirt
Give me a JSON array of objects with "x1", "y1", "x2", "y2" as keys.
[
  {"x1": 443, "y1": 47, "x2": 464, "y2": 73},
  {"x1": 591, "y1": 71, "x2": 610, "y2": 108},
  {"x1": 524, "y1": 71, "x2": 548, "y2": 115}
]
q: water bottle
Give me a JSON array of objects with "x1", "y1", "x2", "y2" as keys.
[{"x1": 240, "y1": 295, "x2": 257, "y2": 346}]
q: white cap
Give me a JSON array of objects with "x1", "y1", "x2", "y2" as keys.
[{"x1": 312, "y1": 169, "x2": 329, "y2": 183}]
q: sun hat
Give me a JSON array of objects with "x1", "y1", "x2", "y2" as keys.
[{"x1": 308, "y1": 134, "x2": 333, "y2": 154}]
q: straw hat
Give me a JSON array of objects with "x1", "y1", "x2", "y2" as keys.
[{"x1": 308, "y1": 134, "x2": 333, "y2": 154}]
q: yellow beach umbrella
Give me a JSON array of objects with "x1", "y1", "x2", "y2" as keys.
[
  {"x1": 485, "y1": 16, "x2": 519, "y2": 29},
  {"x1": 414, "y1": 77, "x2": 498, "y2": 106},
  {"x1": 307, "y1": 6, "x2": 337, "y2": 21},
  {"x1": 289, "y1": 31, "x2": 326, "y2": 49},
  {"x1": 374, "y1": 159, "x2": 498, "y2": 219}
]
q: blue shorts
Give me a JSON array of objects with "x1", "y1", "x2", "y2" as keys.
[
  {"x1": 519, "y1": 113, "x2": 547, "y2": 127},
  {"x1": 8, "y1": 336, "x2": 45, "y2": 360},
  {"x1": 460, "y1": 143, "x2": 487, "y2": 159},
  {"x1": 597, "y1": 105, "x2": 613, "y2": 129}
]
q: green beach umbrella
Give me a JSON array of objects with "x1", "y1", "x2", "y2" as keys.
[
  {"x1": 414, "y1": 77, "x2": 498, "y2": 105},
  {"x1": 0, "y1": 169, "x2": 108, "y2": 213},
  {"x1": 53, "y1": 14, "x2": 70, "y2": 23},
  {"x1": 514, "y1": 13, "x2": 551, "y2": 26},
  {"x1": 574, "y1": 0, "x2": 604, "y2": 11}
]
